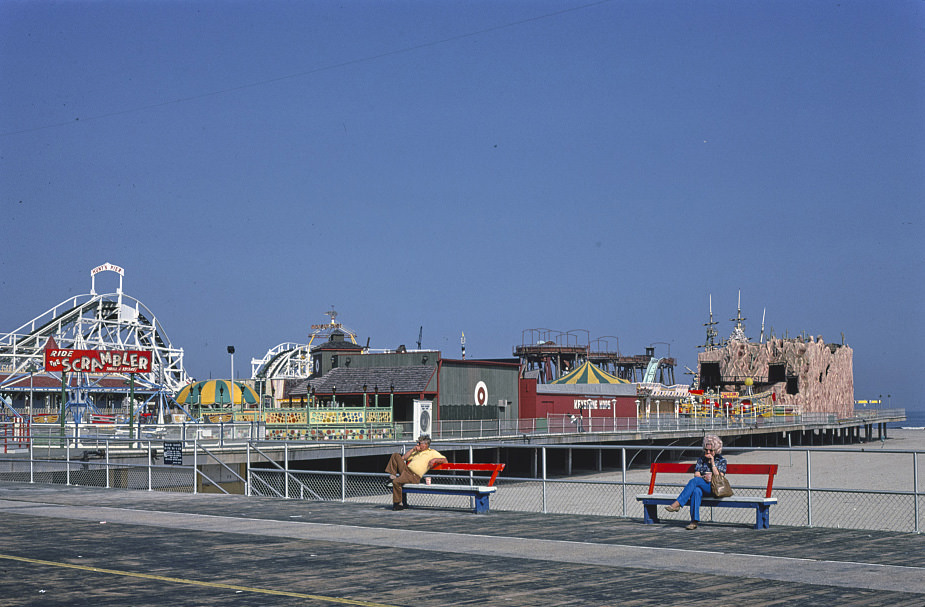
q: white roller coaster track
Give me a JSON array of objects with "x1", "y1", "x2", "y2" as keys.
[
  {"x1": 0, "y1": 290, "x2": 190, "y2": 392},
  {"x1": 251, "y1": 311, "x2": 362, "y2": 381},
  {"x1": 251, "y1": 342, "x2": 313, "y2": 379}
]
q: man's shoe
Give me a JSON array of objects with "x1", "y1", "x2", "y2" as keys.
[
  {"x1": 385, "y1": 479, "x2": 393, "y2": 489},
  {"x1": 685, "y1": 522, "x2": 698, "y2": 530},
  {"x1": 392, "y1": 503, "x2": 405, "y2": 511},
  {"x1": 664, "y1": 503, "x2": 681, "y2": 513}
]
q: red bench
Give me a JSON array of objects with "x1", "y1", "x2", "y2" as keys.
[
  {"x1": 401, "y1": 463, "x2": 505, "y2": 514},
  {"x1": 636, "y1": 463, "x2": 779, "y2": 529}
]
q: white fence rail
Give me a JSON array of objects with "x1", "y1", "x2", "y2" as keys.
[{"x1": 3, "y1": 408, "x2": 905, "y2": 446}]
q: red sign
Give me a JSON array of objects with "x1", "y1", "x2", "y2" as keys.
[{"x1": 44, "y1": 348, "x2": 152, "y2": 374}]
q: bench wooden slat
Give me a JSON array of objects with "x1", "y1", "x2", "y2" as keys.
[
  {"x1": 637, "y1": 493, "x2": 777, "y2": 505},
  {"x1": 404, "y1": 484, "x2": 497, "y2": 494}
]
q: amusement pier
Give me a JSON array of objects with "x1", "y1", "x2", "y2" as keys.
[
  {"x1": 0, "y1": 265, "x2": 908, "y2": 498},
  {"x1": 0, "y1": 265, "x2": 904, "y2": 445}
]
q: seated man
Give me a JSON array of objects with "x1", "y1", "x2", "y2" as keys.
[{"x1": 384, "y1": 435, "x2": 447, "y2": 510}]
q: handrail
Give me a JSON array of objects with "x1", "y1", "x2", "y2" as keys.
[{"x1": 250, "y1": 443, "x2": 323, "y2": 500}]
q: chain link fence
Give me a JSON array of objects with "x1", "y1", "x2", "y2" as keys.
[{"x1": 1, "y1": 436, "x2": 921, "y2": 533}]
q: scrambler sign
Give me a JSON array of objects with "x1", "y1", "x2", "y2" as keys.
[{"x1": 44, "y1": 348, "x2": 152, "y2": 374}]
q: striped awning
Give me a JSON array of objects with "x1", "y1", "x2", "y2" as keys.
[
  {"x1": 550, "y1": 361, "x2": 630, "y2": 385},
  {"x1": 176, "y1": 380, "x2": 258, "y2": 406}
]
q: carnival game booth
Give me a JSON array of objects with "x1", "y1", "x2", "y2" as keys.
[
  {"x1": 519, "y1": 362, "x2": 638, "y2": 432},
  {"x1": 177, "y1": 377, "x2": 396, "y2": 441}
]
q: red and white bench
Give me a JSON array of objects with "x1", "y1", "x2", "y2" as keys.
[
  {"x1": 401, "y1": 462, "x2": 505, "y2": 514},
  {"x1": 636, "y1": 463, "x2": 779, "y2": 529}
]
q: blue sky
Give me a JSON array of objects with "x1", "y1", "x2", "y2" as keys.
[{"x1": 2, "y1": 1, "x2": 922, "y2": 412}]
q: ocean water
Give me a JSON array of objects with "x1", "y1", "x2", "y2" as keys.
[{"x1": 887, "y1": 407, "x2": 925, "y2": 429}]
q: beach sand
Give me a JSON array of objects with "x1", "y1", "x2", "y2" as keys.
[
  {"x1": 486, "y1": 429, "x2": 925, "y2": 531},
  {"x1": 624, "y1": 428, "x2": 925, "y2": 530},
  {"x1": 724, "y1": 428, "x2": 925, "y2": 492}
]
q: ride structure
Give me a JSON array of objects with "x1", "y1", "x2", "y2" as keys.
[
  {"x1": 0, "y1": 264, "x2": 192, "y2": 423},
  {"x1": 250, "y1": 307, "x2": 362, "y2": 408},
  {"x1": 515, "y1": 329, "x2": 676, "y2": 384},
  {"x1": 693, "y1": 293, "x2": 854, "y2": 419}
]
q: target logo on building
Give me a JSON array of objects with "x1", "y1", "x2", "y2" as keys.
[{"x1": 474, "y1": 381, "x2": 488, "y2": 406}]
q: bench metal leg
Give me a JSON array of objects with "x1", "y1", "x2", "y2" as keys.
[
  {"x1": 756, "y1": 505, "x2": 770, "y2": 529},
  {"x1": 642, "y1": 503, "x2": 660, "y2": 524},
  {"x1": 474, "y1": 493, "x2": 490, "y2": 514}
]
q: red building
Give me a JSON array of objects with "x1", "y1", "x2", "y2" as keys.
[{"x1": 518, "y1": 362, "x2": 639, "y2": 430}]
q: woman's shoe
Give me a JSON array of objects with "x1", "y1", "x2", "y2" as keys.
[
  {"x1": 685, "y1": 522, "x2": 698, "y2": 530},
  {"x1": 664, "y1": 503, "x2": 681, "y2": 513}
]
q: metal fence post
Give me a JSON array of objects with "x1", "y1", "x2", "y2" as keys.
[
  {"x1": 193, "y1": 436, "x2": 198, "y2": 495},
  {"x1": 105, "y1": 440, "x2": 110, "y2": 489},
  {"x1": 341, "y1": 443, "x2": 346, "y2": 502},
  {"x1": 914, "y1": 451, "x2": 919, "y2": 534},
  {"x1": 621, "y1": 447, "x2": 627, "y2": 517},
  {"x1": 806, "y1": 449, "x2": 813, "y2": 527},
  {"x1": 542, "y1": 446, "x2": 547, "y2": 514},
  {"x1": 147, "y1": 441, "x2": 152, "y2": 491},
  {"x1": 246, "y1": 440, "x2": 251, "y2": 497},
  {"x1": 469, "y1": 445, "x2": 475, "y2": 486},
  {"x1": 29, "y1": 435, "x2": 34, "y2": 484},
  {"x1": 66, "y1": 439, "x2": 70, "y2": 486},
  {"x1": 285, "y1": 443, "x2": 290, "y2": 499}
]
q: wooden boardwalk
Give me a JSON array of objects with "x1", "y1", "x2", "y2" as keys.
[{"x1": 0, "y1": 483, "x2": 922, "y2": 606}]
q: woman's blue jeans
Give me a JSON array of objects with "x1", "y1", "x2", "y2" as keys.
[{"x1": 676, "y1": 477, "x2": 712, "y2": 522}]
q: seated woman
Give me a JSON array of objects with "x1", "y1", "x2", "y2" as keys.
[{"x1": 664, "y1": 434, "x2": 727, "y2": 530}]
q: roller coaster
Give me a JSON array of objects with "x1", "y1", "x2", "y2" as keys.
[
  {"x1": 250, "y1": 307, "x2": 360, "y2": 402},
  {"x1": 0, "y1": 265, "x2": 191, "y2": 420}
]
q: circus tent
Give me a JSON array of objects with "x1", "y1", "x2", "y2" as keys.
[{"x1": 549, "y1": 361, "x2": 630, "y2": 385}]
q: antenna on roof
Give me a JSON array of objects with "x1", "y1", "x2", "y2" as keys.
[
  {"x1": 700, "y1": 294, "x2": 719, "y2": 349},
  {"x1": 417, "y1": 326, "x2": 423, "y2": 350},
  {"x1": 760, "y1": 308, "x2": 766, "y2": 343},
  {"x1": 728, "y1": 290, "x2": 748, "y2": 342},
  {"x1": 325, "y1": 306, "x2": 338, "y2": 324},
  {"x1": 461, "y1": 331, "x2": 466, "y2": 360}
]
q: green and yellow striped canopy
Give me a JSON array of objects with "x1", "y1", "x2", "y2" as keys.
[
  {"x1": 176, "y1": 380, "x2": 259, "y2": 406},
  {"x1": 550, "y1": 361, "x2": 630, "y2": 384}
]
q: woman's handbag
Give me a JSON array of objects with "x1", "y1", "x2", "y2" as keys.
[{"x1": 711, "y1": 473, "x2": 734, "y2": 497}]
